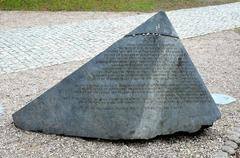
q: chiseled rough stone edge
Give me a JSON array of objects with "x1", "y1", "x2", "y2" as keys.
[{"x1": 214, "y1": 126, "x2": 240, "y2": 157}]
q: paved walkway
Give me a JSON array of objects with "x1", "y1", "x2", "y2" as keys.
[{"x1": 0, "y1": 2, "x2": 240, "y2": 74}]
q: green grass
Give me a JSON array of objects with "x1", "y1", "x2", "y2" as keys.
[{"x1": 0, "y1": 0, "x2": 239, "y2": 11}]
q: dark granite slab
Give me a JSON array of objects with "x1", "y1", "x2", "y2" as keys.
[{"x1": 13, "y1": 12, "x2": 220, "y2": 140}]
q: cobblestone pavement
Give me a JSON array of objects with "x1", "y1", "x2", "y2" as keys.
[{"x1": 0, "y1": 2, "x2": 240, "y2": 74}]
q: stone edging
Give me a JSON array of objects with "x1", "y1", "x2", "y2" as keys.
[{"x1": 214, "y1": 126, "x2": 240, "y2": 158}]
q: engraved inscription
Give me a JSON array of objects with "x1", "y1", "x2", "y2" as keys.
[{"x1": 77, "y1": 36, "x2": 210, "y2": 108}]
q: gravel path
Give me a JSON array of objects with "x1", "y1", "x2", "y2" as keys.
[
  {"x1": 0, "y1": 2, "x2": 240, "y2": 74},
  {"x1": 0, "y1": 29, "x2": 239, "y2": 158}
]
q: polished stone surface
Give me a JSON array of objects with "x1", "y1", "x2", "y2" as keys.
[{"x1": 13, "y1": 12, "x2": 221, "y2": 140}]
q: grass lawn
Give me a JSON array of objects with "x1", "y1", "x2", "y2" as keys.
[{"x1": 0, "y1": 0, "x2": 239, "y2": 11}]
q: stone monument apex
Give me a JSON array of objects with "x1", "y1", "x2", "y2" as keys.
[{"x1": 13, "y1": 11, "x2": 221, "y2": 140}]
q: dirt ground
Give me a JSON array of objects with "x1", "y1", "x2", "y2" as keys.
[{"x1": 0, "y1": 29, "x2": 239, "y2": 157}]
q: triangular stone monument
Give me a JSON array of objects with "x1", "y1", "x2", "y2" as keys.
[{"x1": 13, "y1": 12, "x2": 221, "y2": 140}]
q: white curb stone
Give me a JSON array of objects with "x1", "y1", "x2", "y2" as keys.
[
  {"x1": 227, "y1": 135, "x2": 240, "y2": 144},
  {"x1": 213, "y1": 151, "x2": 229, "y2": 158},
  {"x1": 232, "y1": 128, "x2": 240, "y2": 134},
  {"x1": 221, "y1": 145, "x2": 235, "y2": 155},
  {"x1": 224, "y1": 140, "x2": 238, "y2": 149},
  {"x1": 227, "y1": 130, "x2": 240, "y2": 138},
  {"x1": 214, "y1": 126, "x2": 240, "y2": 157}
]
